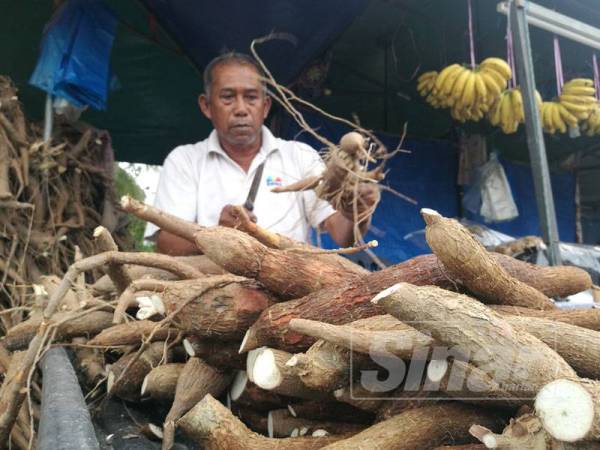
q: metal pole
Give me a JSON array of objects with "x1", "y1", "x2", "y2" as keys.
[
  {"x1": 509, "y1": 0, "x2": 562, "y2": 265},
  {"x1": 43, "y1": 93, "x2": 53, "y2": 144}
]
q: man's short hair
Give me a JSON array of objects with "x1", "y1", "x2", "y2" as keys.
[{"x1": 203, "y1": 52, "x2": 266, "y2": 97}]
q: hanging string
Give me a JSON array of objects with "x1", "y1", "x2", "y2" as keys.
[
  {"x1": 506, "y1": 14, "x2": 517, "y2": 89},
  {"x1": 553, "y1": 36, "x2": 564, "y2": 95},
  {"x1": 467, "y1": 0, "x2": 476, "y2": 69},
  {"x1": 593, "y1": 53, "x2": 600, "y2": 101}
]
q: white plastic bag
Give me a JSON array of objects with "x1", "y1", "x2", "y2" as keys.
[{"x1": 463, "y1": 153, "x2": 518, "y2": 223}]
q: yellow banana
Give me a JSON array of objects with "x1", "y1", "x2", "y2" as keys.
[
  {"x1": 559, "y1": 94, "x2": 596, "y2": 105},
  {"x1": 561, "y1": 86, "x2": 596, "y2": 97},
  {"x1": 434, "y1": 64, "x2": 462, "y2": 95},
  {"x1": 541, "y1": 102, "x2": 554, "y2": 134},
  {"x1": 562, "y1": 78, "x2": 594, "y2": 88},
  {"x1": 561, "y1": 100, "x2": 593, "y2": 118},
  {"x1": 510, "y1": 89, "x2": 524, "y2": 123},
  {"x1": 458, "y1": 71, "x2": 476, "y2": 108},
  {"x1": 500, "y1": 93, "x2": 514, "y2": 132},
  {"x1": 473, "y1": 72, "x2": 488, "y2": 105},
  {"x1": 417, "y1": 71, "x2": 438, "y2": 95},
  {"x1": 451, "y1": 68, "x2": 472, "y2": 101},
  {"x1": 480, "y1": 57, "x2": 512, "y2": 80},
  {"x1": 557, "y1": 103, "x2": 579, "y2": 127},
  {"x1": 551, "y1": 102, "x2": 567, "y2": 133},
  {"x1": 481, "y1": 68, "x2": 508, "y2": 92},
  {"x1": 480, "y1": 71, "x2": 502, "y2": 99},
  {"x1": 441, "y1": 65, "x2": 467, "y2": 97}
]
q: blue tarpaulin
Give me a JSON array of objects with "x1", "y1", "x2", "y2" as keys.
[{"x1": 29, "y1": 0, "x2": 117, "y2": 110}]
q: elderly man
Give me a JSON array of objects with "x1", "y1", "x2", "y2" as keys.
[{"x1": 147, "y1": 52, "x2": 378, "y2": 255}]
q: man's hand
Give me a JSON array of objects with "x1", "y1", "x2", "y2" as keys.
[
  {"x1": 218, "y1": 204, "x2": 257, "y2": 229},
  {"x1": 323, "y1": 183, "x2": 381, "y2": 248},
  {"x1": 338, "y1": 183, "x2": 381, "y2": 223}
]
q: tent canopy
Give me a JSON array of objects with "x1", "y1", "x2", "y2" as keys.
[{"x1": 2, "y1": 0, "x2": 600, "y2": 166}]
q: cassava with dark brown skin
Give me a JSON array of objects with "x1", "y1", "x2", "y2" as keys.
[
  {"x1": 178, "y1": 394, "x2": 349, "y2": 450},
  {"x1": 3, "y1": 310, "x2": 114, "y2": 351},
  {"x1": 162, "y1": 358, "x2": 232, "y2": 450},
  {"x1": 183, "y1": 335, "x2": 245, "y2": 370},
  {"x1": 141, "y1": 363, "x2": 184, "y2": 402},
  {"x1": 157, "y1": 277, "x2": 275, "y2": 340},
  {"x1": 320, "y1": 403, "x2": 505, "y2": 450},
  {"x1": 89, "y1": 320, "x2": 181, "y2": 347},
  {"x1": 121, "y1": 197, "x2": 367, "y2": 299},
  {"x1": 107, "y1": 341, "x2": 171, "y2": 402},
  {"x1": 287, "y1": 401, "x2": 374, "y2": 425},
  {"x1": 267, "y1": 408, "x2": 365, "y2": 438},
  {"x1": 239, "y1": 253, "x2": 457, "y2": 353},
  {"x1": 285, "y1": 339, "x2": 366, "y2": 392}
]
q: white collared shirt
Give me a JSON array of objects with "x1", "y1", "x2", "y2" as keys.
[{"x1": 145, "y1": 126, "x2": 335, "y2": 243}]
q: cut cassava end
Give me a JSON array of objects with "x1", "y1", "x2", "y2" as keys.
[
  {"x1": 251, "y1": 347, "x2": 326, "y2": 400},
  {"x1": 285, "y1": 340, "x2": 360, "y2": 392},
  {"x1": 141, "y1": 363, "x2": 184, "y2": 402},
  {"x1": 230, "y1": 371, "x2": 249, "y2": 402},
  {"x1": 535, "y1": 378, "x2": 599, "y2": 442},
  {"x1": 229, "y1": 370, "x2": 286, "y2": 411},
  {"x1": 420, "y1": 209, "x2": 555, "y2": 310}
]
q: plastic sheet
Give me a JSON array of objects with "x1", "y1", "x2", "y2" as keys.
[
  {"x1": 29, "y1": 0, "x2": 117, "y2": 110},
  {"x1": 463, "y1": 152, "x2": 519, "y2": 223}
]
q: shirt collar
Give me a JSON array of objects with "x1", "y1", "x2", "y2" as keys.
[{"x1": 207, "y1": 126, "x2": 279, "y2": 158}]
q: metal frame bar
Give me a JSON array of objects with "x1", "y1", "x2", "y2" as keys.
[
  {"x1": 508, "y1": 0, "x2": 562, "y2": 265},
  {"x1": 498, "y1": 1, "x2": 600, "y2": 50}
]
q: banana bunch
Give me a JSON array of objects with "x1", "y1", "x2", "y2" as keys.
[
  {"x1": 540, "y1": 101, "x2": 578, "y2": 134},
  {"x1": 417, "y1": 57, "x2": 512, "y2": 122},
  {"x1": 488, "y1": 88, "x2": 542, "y2": 134},
  {"x1": 558, "y1": 78, "x2": 596, "y2": 121},
  {"x1": 417, "y1": 71, "x2": 440, "y2": 107},
  {"x1": 581, "y1": 103, "x2": 600, "y2": 136}
]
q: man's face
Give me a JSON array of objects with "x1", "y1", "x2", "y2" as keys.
[{"x1": 199, "y1": 63, "x2": 271, "y2": 151}]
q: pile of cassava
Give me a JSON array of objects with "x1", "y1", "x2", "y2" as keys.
[
  {"x1": 0, "y1": 76, "x2": 131, "y2": 449},
  {"x1": 1, "y1": 85, "x2": 599, "y2": 448}
]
